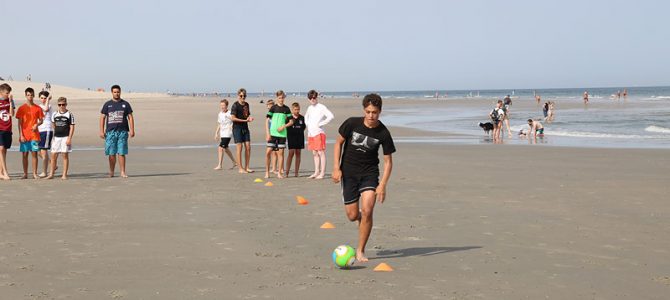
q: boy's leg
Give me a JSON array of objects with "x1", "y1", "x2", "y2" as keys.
[
  {"x1": 294, "y1": 149, "x2": 301, "y2": 177},
  {"x1": 62, "y1": 153, "x2": 69, "y2": 179},
  {"x1": 235, "y1": 143, "x2": 245, "y2": 173},
  {"x1": 21, "y1": 151, "x2": 29, "y2": 179},
  {"x1": 214, "y1": 146, "x2": 223, "y2": 170},
  {"x1": 224, "y1": 148, "x2": 236, "y2": 169},
  {"x1": 277, "y1": 148, "x2": 285, "y2": 178},
  {"x1": 31, "y1": 151, "x2": 39, "y2": 179},
  {"x1": 119, "y1": 155, "x2": 127, "y2": 178},
  {"x1": 316, "y1": 150, "x2": 326, "y2": 179},
  {"x1": 264, "y1": 147, "x2": 273, "y2": 178},
  {"x1": 356, "y1": 190, "x2": 377, "y2": 262},
  {"x1": 270, "y1": 151, "x2": 276, "y2": 173},
  {"x1": 47, "y1": 153, "x2": 59, "y2": 179},
  {"x1": 286, "y1": 149, "x2": 294, "y2": 177},
  {"x1": 39, "y1": 149, "x2": 49, "y2": 177},
  {"x1": 309, "y1": 150, "x2": 319, "y2": 178},
  {"x1": 243, "y1": 141, "x2": 252, "y2": 172},
  {"x1": 0, "y1": 147, "x2": 9, "y2": 180}
]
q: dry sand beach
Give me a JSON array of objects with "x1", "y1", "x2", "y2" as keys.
[{"x1": 1, "y1": 82, "x2": 669, "y2": 299}]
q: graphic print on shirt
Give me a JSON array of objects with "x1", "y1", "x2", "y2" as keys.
[
  {"x1": 108, "y1": 110, "x2": 125, "y2": 125},
  {"x1": 351, "y1": 131, "x2": 380, "y2": 153}
]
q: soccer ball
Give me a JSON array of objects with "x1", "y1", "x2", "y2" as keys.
[{"x1": 332, "y1": 245, "x2": 356, "y2": 268}]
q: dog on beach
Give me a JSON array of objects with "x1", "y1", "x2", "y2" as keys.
[{"x1": 478, "y1": 122, "x2": 494, "y2": 135}]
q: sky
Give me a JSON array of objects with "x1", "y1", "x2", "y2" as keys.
[{"x1": 3, "y1": 0, "x2": 669, "y2": 93}]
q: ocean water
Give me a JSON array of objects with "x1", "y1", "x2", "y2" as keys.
[{"x1": 377, "y1": 86, "x2": 670, "y2": 149}]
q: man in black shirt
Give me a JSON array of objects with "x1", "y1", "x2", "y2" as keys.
[{"x1": 332, "y1": 94, "x2": 395, "y2": 263}]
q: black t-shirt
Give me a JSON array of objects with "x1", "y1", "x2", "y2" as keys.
[
  {"x1": 230, "y1": 101, "x2": 250, "y2": 129},
  {"x1": 338, "y1": 117, "x2": 396, "y2": 176},
  {"x1": 52, "y1": 111, "x2": 75, "y2": 137},
  {"x1": 286, "y1": 114, "x2": 305, "y2": 139}
]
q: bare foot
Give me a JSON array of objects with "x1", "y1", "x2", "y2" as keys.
[
  {"x1": 264, "y1": 172, "x2": 270, "y2": 179},
  {"x1": 21, "y1": 174, "x2": 28, "y2": 179},
  {"x1": 45, "y1": 175, "x2": 54, "y2": 180},
  {"x1": 315, "y1": 174, "x2": 325, "y2": 180},
  {"x1": 61, "y1": 176, "x2": 68, "y2": 180},
  {"x1": 120, "y1": 173, "x2": 128, "y2": 178},
  {"x1": 294, "y1": 173, "x2": 299, "y2": 177},
  {"x1": 308, "y1": 173, "x2": 318, "y2": 179},
  {"x1": 238, "y1": 168, "x2": 247, "y2": 174},
  {"x1": 246, "y1": 169, "x2": 254, "y2": 173},
  {"x1": 214, "y1": 166, "x2": 222, "y2": 170},
  {"x1": 277, "y1": 173, "x2": 285, "y2": 179},
  {"x1": 356, "y1": 250, "x2": 368, "y2": 263},
  {"x1": 0, "y1": 175, "x2": 10, "y2": 180},
  {"x1": 38, "y1": 172, "x2": 47, "y2": 178},
  {"x1": 33, "y1": 173, "x2": 39, "y2": 179},
  {"x1": 228, "y1": 164, "x2": 237, "y2": 170},
  {"x1": 109, "y1": 173, "x2": 115, "y2": 178}
]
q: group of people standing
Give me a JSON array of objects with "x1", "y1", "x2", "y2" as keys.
[
  {"x1": 214, "y1": 88, "x2": 335, "y2": 180},
  {"x1": 0, "y1": 83, "x2": 135, "y2": 180},
  {"x1": 0, "y1": 83, "x2": 75, "y2": 180}
]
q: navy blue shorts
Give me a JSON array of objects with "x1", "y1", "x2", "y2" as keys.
[
  {"x1": 233, "y1": 126, "x2": 250, "y2": 143},
  {"x1": 0, "y1": 130, "x2": 11, "y2": 149},
  {"x1": 341, "y1": 174, "x2": 379, "y2": 205},
  {"x1": 38, "y1": 131, "x2": 53, "y2": 149}
]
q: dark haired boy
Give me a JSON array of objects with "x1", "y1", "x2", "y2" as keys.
[
  {"x1": 332, "y1": 94, "x2": 396, "y2": 262},
  {"x1": 0, "y1": 83, "x2": 14, "y2": 180},
  {"x1": 231, "y1": 88, "x2": 254, "y2": 173},
  {"x1": 37, "y1": 90, "x2": 53, "y2": 177},
  {"x1": 285, "y1": 102, "x2": 305, "y2": 177},
  {"x1": 16, "y1": 87, "x2": 44, "y2": 179},
  {"x1": 99, "y1": 85, "x2": 135, "y2": 178}
]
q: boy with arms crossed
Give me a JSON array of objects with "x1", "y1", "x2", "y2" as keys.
[
  {"x1": 332, "y1": 94, "x2": 395, "y2": 262},
  {"x1": 304, "y1": 90, "x2": 334, "y2": 179},
  {"x1": 47, "y1": 97, "x2": 75, "y2": 179}
]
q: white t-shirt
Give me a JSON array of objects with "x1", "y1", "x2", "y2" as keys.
[
  {"x1": 38, "y1": 103, "x2": 53, "y2": 132},
  {"x1": 218, "y1": 110, "x2": 233, "y2": 138},
  {"x1": 304, "y1": 103, "x2": 334, "y2": 137}
]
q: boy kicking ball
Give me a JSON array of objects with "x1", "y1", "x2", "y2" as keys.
[
  {"x1": 332, "y1": 94, "x2": 396, "y2": 262},
  {"x1": 47, "y1": 97, "x2": 75, "y2": 180}
]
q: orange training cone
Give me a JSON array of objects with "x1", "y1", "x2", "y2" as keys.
[
  {"x1": 373, "y1": 263, "x2": 394, "y2": 272},
  {"x1": 296, "y1": 196, "x2": 309, "y2": 205},
  {"x1": 320, "y1": 222, "x2": 335, "y2": 229},
  {"x1": 264, "y1": 181, "x2": 273, "y2": 187}
]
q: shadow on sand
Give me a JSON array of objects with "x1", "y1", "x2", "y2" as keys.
[
  {"x1": 374, "y1": 246, "x2": 482, "y2": 259},
  {"x1": 66, "y1": 172, "x2": 191, "y2": 179}
]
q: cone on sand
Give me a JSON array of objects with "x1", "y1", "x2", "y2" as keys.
[
  {"x1": 264, "y1": 181, "x2": 273, "y2": 187},
  {"x1": 320, "y1": 222, "x2": 335, "y2": 229},
  {"x1": 373, "y1": 263, "x2": 394, "y2": 272},
  {"x1": 254, "y1": 178, "x2": 264, "y2": 183},
  {"x1": 296, "y1": 196, "x2": 309, "y2": 205}
]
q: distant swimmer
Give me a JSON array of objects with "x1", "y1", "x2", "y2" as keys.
[
  {"x1": 583, "y1": 91, "x2": 589, "y2": 104},
  {"x1": 623, "y1": 89, "x2": 628, "y2": 98},
  {"x1": 535, "y1": 94, "x2": 541, "y2": 105}
]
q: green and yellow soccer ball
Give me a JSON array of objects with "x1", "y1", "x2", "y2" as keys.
[{"x1": 332, "y1": 245, "x2": 356, "y2": 268}]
